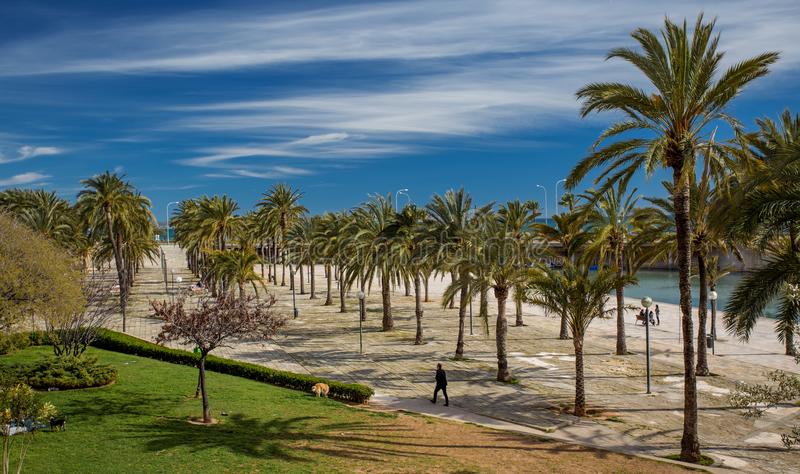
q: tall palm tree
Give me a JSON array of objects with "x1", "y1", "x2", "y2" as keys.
[
  {"x1": 349, "y1": 194, "x2": 399, "y2": 331},
  {"x1": 77, "y1": 172, "x2": 133, "y2": 332},
  {"x1": 386, "y1": 204, "x2": 431, "y2": 344},
  {"x1": 527, "y1": 263, "x2": 620, "y2": 416},
  {"x1": 580, "y1": 183, "x2": 642, "y2": 355},
  {"x1": 534, "y1": 209, "x2": 589, "y2": 339},
  {"x1": 726, "y1": 110, "x2": 800, "y2": 356},
  {"x1": 498, "y1": 200, "x2": 540, "y2": 327},
  {"x1": 258, "y1": 184, "x2": 307, "y2": 286},
  {"x1": 288, "y1": 216, "x2": 321, "y2": 299},
  {"x1": 428, "y1": 189, "x2": 490, "y2": 359},
  {"x1": 566, "y1": 15, "x2": 778, "y2": 461}
]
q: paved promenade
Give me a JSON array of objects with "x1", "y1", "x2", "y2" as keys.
[{"x1": 115, "y1": 245, "x2": 799, "y2": 473}]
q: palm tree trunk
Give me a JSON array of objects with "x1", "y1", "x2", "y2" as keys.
[
  {"x1": 480, "y1": 285, "x2": 489, "y2": 320},
  {"x1": 381, "y1": 270, "x2": 393, "y2": 331},
  {"x1": 455, "y1": 279, "x2": 468, "y2": 359},
  {"x1": 414, "y1": 273, "x2": 423, "y2": 345},
  {"x1": 674, "y1": 168, "x2": 700, "y2": 463},
  {"x1": 299, "y1": 264, "x2": 305, "y2": 294},
  {"x1": 615, "y1": 246, "x2": 627, "y2": 355},
  {"x1": 239, "y1": 282, "x2": 245, "y2": 300},
  {"x1": 449, "y1": 271, "x2": 457, "y2": 309},
  {"x1": 560, "y1": 314, "x2": 569, "y2": 339},
  {"x1": 105, "y1": 208, "x2": 128, "y2": 333},
  {"x1": 309, "y1": 263, "x2": 316, "y2": 299},
  {"x1": 424, "y1": 274, "x2": 430, "y2": 302},
  {"x1": 338, "y1": 266, "x2": 347, "y2": 313},
  {"x1": 281, "y1": 247, "x2": 286, "y2": 286},
  {"x1": 696, "y1": 253, "x2": 710, "y2": 376},
  {"x1": 324, "y1": 264, "x2": 333, "y2": 305},
  {"x1": 495, "y1": 286, "x2": 511, "y2": 381},
  {"x1": 260, "y1": 240, "x2": 265, "y2": 278},
  {"x1": 573, "y1": 334, "x2": 586, "y2": 417},
  {"x1": 514, "y1": 287, "x2": 524, "y2": 327},
  {"x1": 404, "y1": 278, "x2": 411, "y2": 297}
]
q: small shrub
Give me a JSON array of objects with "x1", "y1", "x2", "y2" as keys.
[
  {"x1": 17, "y1": 356, "x2": 117, "y2": 390},
  {"x1": 0, "y1": 332, "x2": 30, "y2": 355}
]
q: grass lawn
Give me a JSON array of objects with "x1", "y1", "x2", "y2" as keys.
[{"x1": 2, "y1": 347, "x2": 687, "y2": 473}]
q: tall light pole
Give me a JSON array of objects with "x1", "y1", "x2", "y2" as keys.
[
  {"x1": 641, "y1": 296, "x2": 653, "y2": 394},
  {"x1": 536, "y1": 184, "x2": 548, "y2": 222},
  {"x1": 554, "y1": 179, "x2": 566, "y2": 215},
  {"x1": 710, "y1": 290, "x2": 718, "y2": 355},
  {"x1": 166, "y1": 201, "x2": 179, "y2": 244},
  {"x1": 357, "y1": 291, "x2": 365, "y2": 354},
  {"x1": 395, "y1": 188, "x2": 410, "y2": 212}
]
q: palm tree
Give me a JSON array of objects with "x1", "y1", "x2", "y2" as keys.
[
  {"x1": 349, "y1": 194, "x2": 399, "y2": 331},
  {"x1": 386, "y1": 204, "x2": 431, "y2": 344},
  {"x1": 580, "y1": 183, "x2": 642, "y2": 355},
  {"x1": 527, "y1": 263, "x2": 620, "y2": 416},
  {"x1": 726, "y1": 110, "x2": 800, "y2": 356},
  {"x1": 208, "y1": 249, "x2": 265, "y2": 299},
  {"x1": 288, "y1": 216, "x2": 321, "y2": 299},
  {"x1": 566, "y1": 15, "x2": 778, "y2": 461},
  {"x1": 498, "y1": 200, "x2": 540, "y2": 327},
  {"x1": 258, "y1": 184, "x2": 307, "y2": 286},
  {"x1": 534, "y1": 209, "x2": 589, "y2": 339},
  {"x1": 428, "y1": 189, "x2": 490, "y2": 359},
  {"x1": 77, "y1": 172, "x2": 149, "y2": 332}
]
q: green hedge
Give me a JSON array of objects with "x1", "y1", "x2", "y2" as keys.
[
  {"x1": 90, "y1": 329, "x2": 373, "y2": 403},
  {"x1": 17, "y1": 356, "x2": 117, "y2": 390}
]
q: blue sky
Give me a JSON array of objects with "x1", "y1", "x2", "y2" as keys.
[{"x1": 1, "y1": 0, "x2": 799, "y2": 220}]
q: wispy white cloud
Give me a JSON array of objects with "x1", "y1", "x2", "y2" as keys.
[
  {"x1": 0, "y1": 1, "x2": 797, "y2": 76},
  {"x1": 0, "y1": 171, "x2": 51, "y2": 187},
  {"x1": 205, "y1": 166, "x2": 313, "y2": 180},
  {"x1": 0, "y1": 145, "x2": 62, "y2": 164}
]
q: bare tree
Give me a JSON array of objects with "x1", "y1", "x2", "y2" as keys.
[
  {"x1": 45, "y1": 271, "x2": 117, "y2": 358},
  {"x1": 152, "y1": 294, "x2": 285, "y2": 423}
]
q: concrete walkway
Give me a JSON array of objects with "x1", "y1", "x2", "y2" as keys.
[{"x1": 115, "y1": 245, "x2": 799, "y2": 473}]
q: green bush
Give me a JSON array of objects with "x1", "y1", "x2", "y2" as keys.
[
  {"x1": 15, "y1": 356, "x2": 117, "y2": 390},
  {"x1": 91, "y1": 329, "x2": 374, "y2": 403},
  {"x1": 0, "y1": 332, "x2": 30, "y2": 355}
]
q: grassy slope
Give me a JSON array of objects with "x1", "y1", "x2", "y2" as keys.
[{"x1": 2, "y1": 347, "x2": 684, "y2": 473}]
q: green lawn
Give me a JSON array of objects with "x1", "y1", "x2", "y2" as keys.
[
  {"x1": 1, "y1": 347, "x2": 406, "y2": 473},
  {"x1": 1, "y1": 347, "x2": 686, "y2": 473}
]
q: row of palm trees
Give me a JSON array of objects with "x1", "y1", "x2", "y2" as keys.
[
  {"x1": 2, "y1": 13, "x2": 796, "y2": 464},
  {"x1": 0, "y1": 172, "x2": 159, "y2": 331}
]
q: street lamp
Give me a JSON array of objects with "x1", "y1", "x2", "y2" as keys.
[
  {"x1": 536, "y1": 184, "x2": 548, "y2": 222},
  {"x1": 554, "y1": 179, "x2": 566, "y2": 215},
  {"x1": 710, "y1": 290, "x2": 718, "y2": 355},
  {"x1": 290, "y1": 264, "x2": 299, "y2": 319},
  {"x1": 641, "y1": 296, "x2": 653, "y2": 394},
  {"x1": 395, "y1": 188, "x2": 410, "y2": 212},
  {"x1": 357, "y1": 291, "x2": 365, "y2": 354},
  {"x1": 166, "y1": 201, "x2": 179, "y2": 244}
]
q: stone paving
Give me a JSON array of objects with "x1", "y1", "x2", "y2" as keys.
[{"x1": 116, "y1": 245, "x2": 800, "y2": 473}]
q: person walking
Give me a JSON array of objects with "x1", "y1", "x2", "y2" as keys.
[
  {"x1": 431, "y1": 363, "x2": 449, "y2": 406},
  {"x1": 654, "y1": 304, "x2": 660, "y2": 326}
]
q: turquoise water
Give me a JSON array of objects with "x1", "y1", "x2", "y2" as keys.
[{"x1": 626, "y1": 270, "x2": 776, "y2": 316}]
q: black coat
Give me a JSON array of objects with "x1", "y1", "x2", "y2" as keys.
[{"x1": 435, "y1": 368, "x2": 447, "y2": 387}]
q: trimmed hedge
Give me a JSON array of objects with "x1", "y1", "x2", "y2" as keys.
[{"x1": 90, "y1": 329, "x2": 373, "y2": 403}]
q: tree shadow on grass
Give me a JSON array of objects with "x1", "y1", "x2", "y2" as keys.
[{"x1": 123, "y1": 414, "x2": 438, "y2": 464}]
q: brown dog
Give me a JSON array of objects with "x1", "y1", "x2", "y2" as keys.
[{"x1": 311, "y1": 383, "x2": 329, "y2": 398}]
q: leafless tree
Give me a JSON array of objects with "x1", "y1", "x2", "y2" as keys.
[
  {"x1": 45, "y1": 271, "x2": 117, "y2": 358},
  {"x1": 152, "y1": 294, "x2": 284, "y2": 423}
]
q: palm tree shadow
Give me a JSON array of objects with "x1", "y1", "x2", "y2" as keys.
[{"x1": 124, "y1": 414, "x2": 436, "y2": 464}]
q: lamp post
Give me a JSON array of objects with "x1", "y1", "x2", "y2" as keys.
[
  {"x1": 395, "y1": 188, "x2": 410, "y2": 212},
  {"x1": 166, "y1": 201, "x2": 179, "y2": 244},
  {"x1": 357, "y1": 291, "x2": 365, "y2": 354},
  {"x1": 709, "y1": 290, "x2": 718, "y2": 355},
  {"x1": 290, "y1": 264, "x2": 298, "y2": 319},
  {"x1": 641, "y1": 296, "x2": 653, "y2": 394},
  {"x1": 536, "y1": 184, "x2": 548, "y2": 221},
  {"x1": 554, "y1": 178, "x2": 566, "y2": 215}
]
